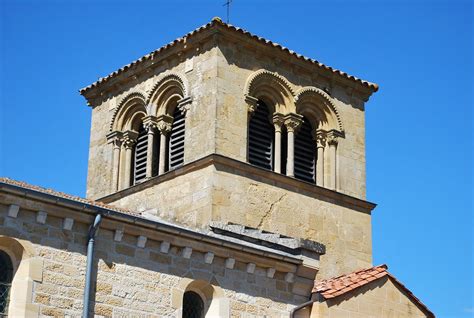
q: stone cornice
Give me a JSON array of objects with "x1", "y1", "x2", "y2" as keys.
[
  {"x1": 99, "y1": 154, "x2": 377, "y2": 213},
  {"x1": 79, "y1": 18, "x2": 378, "y2": 106}
]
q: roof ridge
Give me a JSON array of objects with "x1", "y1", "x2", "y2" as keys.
[{"x1": 79, "y1": 17, "x2": 378, "y2": 96}]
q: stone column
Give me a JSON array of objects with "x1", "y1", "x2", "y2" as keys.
[
  {"x1": 106, "y1": 131, "x2": 123, "y2": 193},
  {"x1": 272, "y1": 113, "x2": 285, "y2": 173},
  {"x1": 327, "y1": 131, "x2": 339, "y2": 190},
  {"x1": 284, "y1": 113, "x2": 303, "y2": 178},
  {"x1": 157, "y1": 115, "x2": 173, "y2": 175},
  {"x1": 315, "y1": 130, "x2": 326, "y2": 187},
  {"x1": 143, "y1": 116, "x2": 158, "y2": 179},
  {"x1": 177, "y1": 96, "x2": 192, "y2": 116},
  {"x1": 120, "y1": 131, "x2": 137, "y2": 189}
]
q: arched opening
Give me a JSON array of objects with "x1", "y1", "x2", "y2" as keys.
[
  {"x1": 182, "y1": 291, "x2": 205, "y2": 318},
  {"x1": 168, "y1": 107, "x2": 185, "y2": 171},
  {"x1": 248, "y1": 100, "x2": 274, "y2": 170},
  {"x1": 0, "y1": 250, "x2": 13, "y2": 316},
  {"x1": 131, "y1": 124, "x2": 148, "y2": 185},
  {"x1": 294, "y1": 116, "x2": 316, "y2": 183}
]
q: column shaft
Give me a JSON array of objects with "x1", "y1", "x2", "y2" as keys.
[
  {"x1": 286, "y1": 130, "x2": 295, "y2": 177},
  {"x1": 159, "y1": 133, "x2": 167, "y2": 175},
  {"x1": 145, "y1": 129, "x2": 155, "y2": 178},
  {"x1": 111, "y1": 144, "x2": 121, "y2": 192},
  {"x1": 123, "y1": 146, "x2": 133, "y2": 189},
  {"x1": 328, "y1": 143, "x2": 337, "y2": 190},
  {"x1": 274, "y1": 130, "x2": 281, "y2": 173},
  {"x1": 316, "y1": 146, "x2": 324, "y2": 186}
]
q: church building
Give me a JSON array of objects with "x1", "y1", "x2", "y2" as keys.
[{"x1": 0, "y1": 18, "x2": 434, "y2": 317}]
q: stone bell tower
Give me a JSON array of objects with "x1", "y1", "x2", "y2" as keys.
[{"x1": 80, "y1": 17, "x2": 378, "y2": 279}]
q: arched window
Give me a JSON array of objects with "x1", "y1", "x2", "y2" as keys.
[
  {"x1": 294, "y1": 117, "x2": 316, "y2": 183},
  {"x1": 132, "y1": 124, "x2": 148, "y2": 185},
  {"x1": 248, "y1": 100, "x2": 274, "y2": 170},
  {"x1": 0, "y1": 250, "x2": 13, "y2": 316},
  {"x1": 182, "y1": 291, "x2": 204, "y2": 318},
  {"x1": 168, "y1": 107, "x2": 185, "y2": 171}
]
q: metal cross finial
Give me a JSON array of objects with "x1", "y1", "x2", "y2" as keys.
[{"x1": 223, "y1": 0, "x2": 232, "y2": 23}]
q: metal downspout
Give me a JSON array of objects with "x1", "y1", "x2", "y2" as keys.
[
  {"x1": 82, "y1": 213, "x2": 102, "y2": 318},
  {"x1": 290, "y1": 298, "x2": 316, "y2": 318}
]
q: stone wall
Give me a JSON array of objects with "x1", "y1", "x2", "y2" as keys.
[
  {"x1": 107, "y1": 157, "x2": 373, "y2": 280},
  {"x1": 0, "y1": 196, "x2": 308, "y2": 317},
  {"x1": 311, "y1": 277, "x2": 429, "y2": 318}
]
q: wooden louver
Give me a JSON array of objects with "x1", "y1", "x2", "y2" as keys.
[
  {"x1": 133, "y1": 125, "x2": 148, "y2": 185},
  {"x1": 294, "y1": 118, "x2": 316, "y2": 183},
  {"x1": 168, "y1": 107, "x2": 185, "y2": 170},
  {"x1": 248, "y1": 101, "x2": 274, "y2": 170}
]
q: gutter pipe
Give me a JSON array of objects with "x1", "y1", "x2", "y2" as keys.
[
  {"x1": 290, "y1": 298, "x2": 316, "y2": 318},
  {"x1": 82, "y1": 213, "x2": 102, "y2": 318}
]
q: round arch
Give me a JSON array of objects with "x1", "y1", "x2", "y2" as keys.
[
  {"x1": 146, "y1": 73, "x2": 189, "y2": 116},
  {"x1": 110, "y1": 92, "x2": 147, "y2": 132},
  {"x1": 244, "y1": 70, "x2": 295, "y2": 114},
  {"x1": 294, "y1": 86, "x2": 344, "y2": 132}
]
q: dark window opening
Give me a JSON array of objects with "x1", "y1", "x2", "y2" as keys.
[
  {"x1": 168, "y1": 107, "x2": 185, "y2": 171},
  {"x1": 182, "y1": 291, "x2": 204, "y2": 318},
  {"x1": 132, "y1": 124, "x2": 148, "y2": 185},
  {"x1": 248, "y1": 100, "x2": 274, "y2": 170},
  {"x1": 0, "y1": 250, "x2": 13, "y2": 317},
  {"x1": 280, "y1": 126, "x2": 288, "y2": 175},
  {"x1": 294, "y1": 117, "x2": 316, "y2": 183}
]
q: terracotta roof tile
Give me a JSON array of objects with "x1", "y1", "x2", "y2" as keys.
[
  {"x1": 313, "y1": 264, "x2": 434, "y2": 317},
  {"x1": 80, "y1": 17, "x2": 378, "y2": 96},
  {"x1": 0, "y1": 177, "x2": 138, "y2": 216}
]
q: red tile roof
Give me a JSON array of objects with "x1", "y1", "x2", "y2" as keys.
[
  {"x1": 313, "y1": 264, "x2": 434, "y2": 317},
  {"x1": 80, "y1": 17, "x2": 378, "y2": 96},
  {"x1": 0, "y1": 177, "x2": 138, "y2": 216}
]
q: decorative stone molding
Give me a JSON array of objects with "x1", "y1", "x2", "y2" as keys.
[
  {"x1": 246, "y1": 263, "x2": 256, "y2": 274},
  {"x1": 106, "y1": 131, "x2": 123, "y2": 147},
  {"x1": 327, "y1": 130, "x2": 342, "y2": 146},
  {"x1": 204, "y1": 252, "x2": 215, "y2": 264},
  {"x1": 177, "y1": 96, "x2": 192, "y2": 116},
  {"x1": 156, "y1": 114, "x2": 173, "y2": 134},
  {"x1": 36, "y1": 211, "x2": 47, "y2": 224},
  {"x1": 225, "y1": 258, "x2": 235, "y2": 269},
  {"x1": 272, "y1": 113, "x2": 285, "y2": 132},
  {"x1": 146, "y1": 72, "x2": 189, "y2": 105},
  {"x1": 62, "y1": 218, "x2": 74, "y2": 231},
  {"x1": 114, "y1": 230, "x2": 124, "y2": 242},
  {"x1": 283, "y1": 113, "x2": 304, "y2": 133},
  {"x1": 137, "y1": 235, "x2": 147, "y2": 248},
  {"x1": 160, "y1": 241, "x2": 171, "y2": 254},
  {"x1": 109, "y1": 92, "x2": 147, "y2": 132},
  {"x1": 266, "y1": 268, "x2": 276, "y2": 278},
  {"x1": 294, "y1": 86, "x2": 344, "y2": 132},
  {"x1": 142, "y1": 115, "x2": 159, "y2": 131},
  {"x1": 285, "y1": 272, "x2": 295, "y2": 283},
  {"x1": 122, "y1": 131, "x2": 138, "y2": 149},
  {"x1": 315, "y1": 130, "x2": 327, "y2": 148},
  {"x1": 244, "y1": 69, "x2": 295, "y2": 97},
  {"x1": 245, "y1": 94, "x2": 259, "y2": 114},
  {"x1": 7, "y1": 204, "x2": 19, "y2": 218},
  {"x1": 182, "y1": 247, "x2": 193, "y2": 259}
]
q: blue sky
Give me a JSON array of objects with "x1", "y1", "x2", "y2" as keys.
[{"x1": 1, "y1": 0, "x2": 472, "y2": 316}]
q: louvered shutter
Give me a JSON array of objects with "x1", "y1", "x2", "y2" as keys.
[
  {"x1": 168, "y1": 108, "x2": 185, "y2": 170},
  {"x1": 248, "y1": 101, "x2": 274, "y2": 170},
  {"x1": 294, "y1": 118, "x2": 316, "y2": 183},
  {"x1": 133, "y1": 126, "x2": 148, "y2": 184}
]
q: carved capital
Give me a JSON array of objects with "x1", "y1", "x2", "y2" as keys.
[
  {"x1": 106, "y1": 131, "x2": 123, "y2": 148},
  {"x1": 283, "y1": 113, "x2": 304, "y2": 133},
  {"x1": 122, "y1": 130, "x2": 138, "y2": 149},
  {"x1": 157, "y1": 114, "x2": 173, "y2": 134},
  {"x1": 272, "y1": 113, "x2": 285, "y2": 133},
  {"x1": 245, "y1": 95, "x2": 259, "y2": 114},
  {"x1": 314, "y1": 130, "x2": 327, "y2": 148},
  {"x1": 327, "y1": 130, "x2": 343, "y2": 146},
  {"x1": 142, "y1": 115, "x2": 158, "y2": 132},
  {"x1": 177, "y1": 96, "x2": 192, "y2": 116}
]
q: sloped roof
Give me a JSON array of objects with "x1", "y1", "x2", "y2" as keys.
[
  {"x1": 313, "y1": 264, "x2": 434, "y2": 317},
  {"x1": 0, "y1": 177, "x2": 138, "y2": 216},
  {"x1": 79, "y1": 17, "x2": 378, "y2": 96}
]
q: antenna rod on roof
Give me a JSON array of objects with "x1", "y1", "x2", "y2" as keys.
[{"x1": 223, "y1": 0, "x2": 232, "y2": 23}]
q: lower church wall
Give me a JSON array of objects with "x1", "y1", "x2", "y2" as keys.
[{"x1": 0, "y1": 201, "x2": 306, "y2": 317}]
